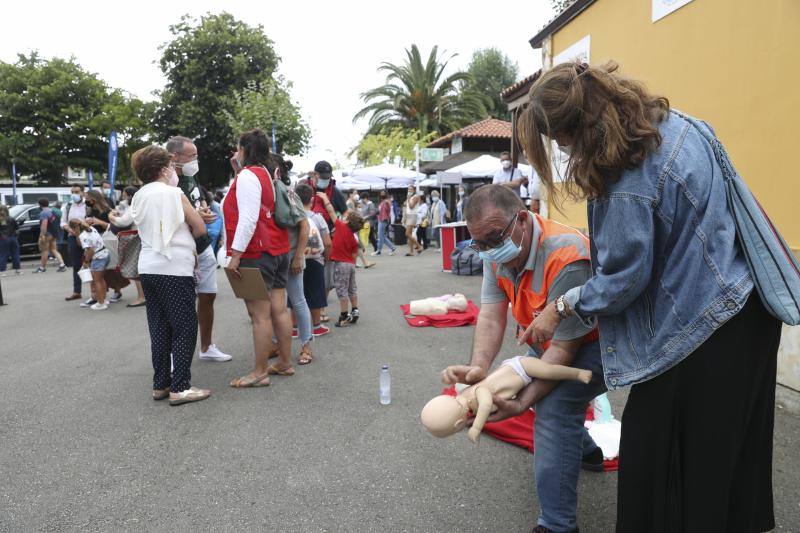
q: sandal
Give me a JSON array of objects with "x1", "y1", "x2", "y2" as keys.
[
  {"x1": 230, "y1": 373, "x2": 271, "y2": 388},
  {"x1": 320, "y1": 314, "x2": 330, "y2": 323},
  {"x1": 169, "y1": 386, "x2": 211, "y2": 405},
  {"x1": 267, "y1": 364, "x2": 296, "y2": 376},
  {"x1": 268, "y1": 347, "x2": 280, "y2": 359},
  {"x1": 152, "y1": 388, "x2": 170, "y2": 401},
  {"x1": 298, "y1": 343, "x2": 314, "y2": 365}
]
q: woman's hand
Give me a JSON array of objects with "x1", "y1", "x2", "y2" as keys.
[
  {"x1": 290, "y1": 255, "x2": 303, "y2": 276},
  {"x1": 518, "y1": 301, "x2": 561, "y2": 346},
  {"x1": 316, "y1": 191, "x2": 330, "y2": 204},
  {"x1": 225, "y1": 254, "x2": 241, "y2": 279}
]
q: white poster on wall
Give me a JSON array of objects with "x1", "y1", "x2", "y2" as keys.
[
  {"x1": 652, "y1": 0, "x2": 695, "y2": 22},
  {"x1": 553, "y1": 35, "x2": 590, "y2": 65}
]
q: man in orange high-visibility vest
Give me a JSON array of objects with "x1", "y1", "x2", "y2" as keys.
[{"x1": 442, "y1": 185, "x2": 605, "y2": 533}]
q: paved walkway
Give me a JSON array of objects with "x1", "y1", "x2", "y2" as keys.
[{"x1": 1, "y1": 252, "x2": 798, "y2": 532}]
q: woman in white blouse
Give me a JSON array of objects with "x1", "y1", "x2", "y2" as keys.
[{"x1": 131, "y1": 145, "x2": 211, "y2": 406}]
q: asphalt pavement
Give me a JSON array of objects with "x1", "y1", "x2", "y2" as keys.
[{"x1": 1, "y1": 252, "x2": 798, "y2": 532}]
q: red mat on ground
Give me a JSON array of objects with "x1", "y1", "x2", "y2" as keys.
[
  {"x1": 441, "y1": 386, "x2": 619, "y2": 471},
  {"x1": 400, "y1": 301, "x2": 479, "y2": 328}
]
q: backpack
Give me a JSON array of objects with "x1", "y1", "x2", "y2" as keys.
[
  {"x1": 451, "y1": 247, "x2": 483, "y2": 276},
  {"x1": 270, "y1": 178, "x2": 306, "y2": 229}
]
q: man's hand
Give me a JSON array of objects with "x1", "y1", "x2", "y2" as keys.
[
  {"x1": 290, "y1": 255, "x2": 303, "y2": 276},
  {"x1": 441, "y1": 365, "x2": 486, "y2": 385},
  {"x1": 484, "y1": 393, "x2": 532, "y2": 424},
  {"x1": 198, "y1": 207, "x2": 217, "y2": 223},
  {"x1": 225, "y1": 254, "x2": 242, "y2": 279},
  {"x1": 518, "y1": 301, "x2": 561, "y2": 346}
]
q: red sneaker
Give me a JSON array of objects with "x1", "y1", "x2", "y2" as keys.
[
  {"x1": 312, "y1": 325, "x2": 330, "y2": 337},
  {"x1": 291, "y1": 328, "x2": 298, "y2": 339}
]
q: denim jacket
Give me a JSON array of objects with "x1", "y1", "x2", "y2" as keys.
[{"x1": 564, "y1": 111, "x2": 753, "y2": 389}]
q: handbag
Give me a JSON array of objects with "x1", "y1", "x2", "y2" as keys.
[
  {"x1": 101, "y1": 228, "x2": 119, "y2": 270},
  {"x1": 679, "y1": 111, "x2": 800, "y2": 325},
  {"x1": 117, "y1": 229, "x2": 141, "y2": 279}
]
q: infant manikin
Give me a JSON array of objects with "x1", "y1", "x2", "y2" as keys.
[
  {"x1": 421, "y1": 356, "x2": 592, "y2": 443},
  {"x1": 409, "y1": 294, "x2": 468, "y2": 315}
]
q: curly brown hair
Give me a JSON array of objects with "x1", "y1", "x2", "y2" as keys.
[
  {"x1": 518, "y1": 61, "x2": 670, "y2": 204},
  {"x1": 132, "y1": 145, "x2": 173, "y2": 184},
  {"x1": 345, "y1": 212, "x2": 364, "y2": 232}
]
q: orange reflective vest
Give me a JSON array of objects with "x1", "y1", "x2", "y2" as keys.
[{"x1": 493, "y1": 214, "x2": 599, "y2": 349}]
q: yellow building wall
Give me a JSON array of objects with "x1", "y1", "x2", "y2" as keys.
[{"x1": 549, "y1": 0, "x2": 800, "y2": 251}]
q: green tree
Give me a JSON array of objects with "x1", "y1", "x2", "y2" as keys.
[
  {"x1": 463, "y1": 48, "x2": 519, "y2": 121},
  {"x1": 153, "y1": 12, "x2": 281, "y2": 186},
  {"x1": 351, "y1": 128, "x2": 437, "y2": 167},
  {"x1": 222, "y1": 78, "x2": 310, "y2": 156},
  {"x1": 353, "y1": 44, "x2": 487, "y2": 137},
  {"x1": 0, "y1": 53, "x2": 153, "y2": 184},
  {"x1": 550, "y1": 0, "x2": 576, "y2": 13}
]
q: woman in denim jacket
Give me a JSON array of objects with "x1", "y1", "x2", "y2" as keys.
[{"x1": 518, "y1": 62, "x2": 781, "y2": 533}]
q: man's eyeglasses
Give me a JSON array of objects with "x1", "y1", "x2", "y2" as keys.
[{"x1": 469, "y1": 216, "x2": 516, "y2": 252}]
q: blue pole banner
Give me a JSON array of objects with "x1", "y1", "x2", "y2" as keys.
[
  {"x1": 88, "y1": 169, "x2": 94, "y2": 190},
  {"x1": 271, "y1": 124, "x2": 277, "y2": 153},
  {"x1": 11, "y1": 161, "x2": 17, "y2": 205},
  {"x1": 108, "y1": 130, "x2": 118, "y2": 190}
]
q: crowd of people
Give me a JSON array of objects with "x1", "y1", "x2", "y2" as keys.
[{"x1": 3, "y1": 60, "x2": 793, "y2": 532}]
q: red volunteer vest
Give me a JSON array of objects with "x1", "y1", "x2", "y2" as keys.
[
  {"x1": 224, "y1": 165, "x2": 290, "y2": 258},
  {"x1": 494, "y1": 214, "x2": 599, "y2": 350}
]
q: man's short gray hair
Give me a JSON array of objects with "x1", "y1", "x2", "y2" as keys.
[
  {"x1": 165, "y1": 136, "x2": 194, "y2": 155},
  {"x1": 464, "y1": 184, "x2": 525, "y2": 222}
]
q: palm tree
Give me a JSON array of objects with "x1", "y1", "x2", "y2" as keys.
[{"x1": 353, "y1": 45, "x2": 487, "y2": 136}]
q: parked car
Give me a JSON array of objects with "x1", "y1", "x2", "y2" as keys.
[{"x1": 8, "y1": 203, "x2": 71, "y2": 262}]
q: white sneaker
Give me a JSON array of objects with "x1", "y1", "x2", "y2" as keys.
[
  {"x1": 199, "y1": 344, "x2": 232, "y2": 362},
  {"x1": 389, "y1": 249, "x2": 396, "y2": 256},
  {"x1": 370, "y1": 251, "x2": 381, "y2": 256},
  {"x1": 80, "y1": 298, "x2": 97, "y2": 308},
  {"x1": 90, "y1": 302, "x2": 108, "y2": 310},
  {"x1": 109, "y1": 292, "x2": 122, "y2": 303}
]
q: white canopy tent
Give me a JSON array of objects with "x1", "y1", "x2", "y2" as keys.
[
  {"x1": 350, "y1": 164, "x2": 423, "y2": 190},
  {"x1": 445, "y1": 154, "x2": 533, "y2": 179}
]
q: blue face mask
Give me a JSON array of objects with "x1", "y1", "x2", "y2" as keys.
[
  {"x1": 316, "y1": 178, "x2": 330, "y2": 189},
  {"x1": 478, "y1": 236, "x2": 523, "y2": 264},
  {"x1": 477, "y1": 218, "x2": 524, "y2": 264}
]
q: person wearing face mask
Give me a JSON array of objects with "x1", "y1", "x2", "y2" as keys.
[
  {"x1": 492, "y1": 151, "x2": 529, "y2": 196},
  {"x1": 100, "y1": 180, "x2": 117, "y2": 208},
  {"x1": 309, "y1": 161, "x2": 348, "y2": 231},
  {"x1": 130, "y1": 145, "x2": 212, "y2": 405},
  {"x1": 427, "y1": 189, "x2": 450, "y2": 248},
  {"x1": 401, "y1": 186, "x2": 424, "y2": 256},
  {"x1": 61, "y1": 185, "x2": 88, "y2": 301},
  {"x1": 440, "y1": 184, "x2": 604, "y2": 533},
  {"x1": 455, "y1": 186, "x2": 468, "y2": 222},
  {"x1": 166, "y1": 136, "x2": 231, "y2": 363}
]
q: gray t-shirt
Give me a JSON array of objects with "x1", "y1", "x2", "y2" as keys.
[
  {"x1": 305, "y1": 211, "x2": 329, "y2": 265},
  {"x1": 481, "y1": 259, "x2": 594, "y2": 341}
]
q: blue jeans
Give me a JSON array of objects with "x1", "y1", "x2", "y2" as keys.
[
  {"x1": 0, "y1": 236, "x2": 21, "y2": 271},
  {"x1": 532, "y1": 340, "x2": 605, "y2": 532},
  {"x1": 287, "y1": 269, "x2": 313, "y2": 344},
  {"x1": 377, "y1": 220, "x2": 395, "y2": 253}
]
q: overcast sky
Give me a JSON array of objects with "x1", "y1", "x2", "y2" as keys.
[{"x1": 0, "y1": 0, "x2": 554, "y2": 171}]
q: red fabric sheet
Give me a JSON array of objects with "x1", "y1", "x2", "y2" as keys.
[
  {"x1": 400, "y1": 301, "x2": 479, "y2": 328},
  {"x1": 441, "y1": 386, "x2": 618, "y2": 471}
]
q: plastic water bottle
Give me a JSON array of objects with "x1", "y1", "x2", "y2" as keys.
[
  {"x1": 593, "y1": 393, "x2": 613, "y2": 424},
  {"x1": 379, "y1": 364, "x2": 391, "y2": 405}
]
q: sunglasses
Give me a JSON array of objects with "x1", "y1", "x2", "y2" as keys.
[{"x1": 469, "y1": 215, "x2": 517, "y2": 252}]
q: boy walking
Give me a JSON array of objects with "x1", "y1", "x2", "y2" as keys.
[{"x1": 330, "y1": 212, "x2": 364, "y2": 327}]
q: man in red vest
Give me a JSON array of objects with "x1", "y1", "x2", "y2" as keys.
[{"x1": 442, "y1": 184, "x2": 604, "y2": 533}]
